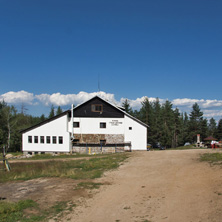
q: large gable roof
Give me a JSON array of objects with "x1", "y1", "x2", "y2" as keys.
[{"x1": 21, "y1": 95, "x2": 148, "y2": 133}]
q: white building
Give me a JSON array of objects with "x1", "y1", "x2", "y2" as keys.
[{"x1": 21, "y1": 96, "x2": 148, "y2": 153}]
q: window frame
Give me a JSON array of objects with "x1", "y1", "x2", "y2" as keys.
[
  {"x1": 100, "y1": 122, "x2": 106, "y2": 128},
  {"x1": 40, "y1": 136, "x2": 44, "y2": 144},
  {"x1": 52, "y1": 136, "x2": 57, "y2": 144},
  {"x1": 91, "y1": 104, "x2": 103, "y2": 112},
  {"x1": 73, "y1": 122, "x2": 80, "y2": 128},
  {"x1": 28, "y1": 136, "x2": 32, "y2": 143},
  {"x1": 46, "y1": 136, "x2": 51, "y2": 144},
  {"x1": 59, "y1": 136, "x2": 63, "y2": 144},
  {"x1": 34, "y1": 136, "x2": 38, "y2": 143}
]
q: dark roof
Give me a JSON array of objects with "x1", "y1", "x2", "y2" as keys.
[
  {"x1": 204, "y1": 136, "x2": 217, "y2": 141},
  {"x1": 21, "y1": 95, "x2": 148, "y2": 134}
]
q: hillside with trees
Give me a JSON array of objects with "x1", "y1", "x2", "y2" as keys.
[
  {"x1": 121, "y1": 98, "x2": 222, "y2": 148},
  {"x1": 0, "y1": 98, "x2": 222, "y2": 151}
]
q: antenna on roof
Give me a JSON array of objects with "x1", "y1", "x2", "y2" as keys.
[{"x1": 98, "y1": 74, "x2": 100, "y2": 92}]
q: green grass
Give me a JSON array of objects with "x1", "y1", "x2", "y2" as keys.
[
  {"x1": 0, "y1": 199, "x2": 74, "y2": 222},
  {"x1": 0, "y1": 199, "x2": 39, "y2": 222},
  {"x1": 200, "y1": 152, "x2": 222, "y2": 164},
  {"x1": 0, "y1": 153, "x2": 129, "y2": 221},
  {"x1": 0, "y1": 153, "x2": 129, "y2": 182},
  {"x1": 170, "y1": 145, "x2": 197, "y2": 150},
  {"x1": 8, "y1": 152, "x2": 112, "y2": 161}
]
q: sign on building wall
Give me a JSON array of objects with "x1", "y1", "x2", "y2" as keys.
[{"x1": 109, "y1": 120, "x2": 123, "y2": 126}]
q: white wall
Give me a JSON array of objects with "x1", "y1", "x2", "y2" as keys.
[
  {"x1": 23, "y1": 114, "x2": 71, "y2": 153},
  {"x1": 69, "y1": 117, "x2": 125, "y2": 135},
  {"x1": 124, "y1": 115, "x2": 147, "y2": 150},
  {"x1": 69, "y1": 116, "x2": 147, "y2": 150}
]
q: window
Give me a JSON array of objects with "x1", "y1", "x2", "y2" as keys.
[
  {"x1": 91, "y1": 104, "x2": 103, "y2": 112},
  {"x1": 34, "y1": 136, "x2": 38, "y2": 143},
  {"x1": 59, "y1": 136, "x2": 63, "y2": 144},
  {"x1": 40, "y1": 136, "x2": 44, "y2": 144},
  {"x1": 129, "y1": 127, "x2": 132, "y2": 130},
  {"x1": 73, "y1": 122, "x2": 80, "y2": 128},
  {"x1": 100, "y1": 122, "x2": 106, "y2": 128},
  {"x1": 46, "y1": 136, "x2": 50, "y2": 144},
  {"x1": 28, "y1": 136, "x2": 32, "y2": 143},
  {"x1": 53, "y1": 136, "x2": 57, "y2": 144}
]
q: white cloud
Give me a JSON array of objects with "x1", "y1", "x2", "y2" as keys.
[
  {"x1": 35, "y1": 91, "x2": 118, "y2": 107},
  {"x1": 172, "y1": 98, "x2": 222, "y2": 109},
  {"x1": 0, "y1": 90, "x2": 34, "y2": 104},
  {"x1": 1, "y1": 90, "x2": 222, "y2": 120}
]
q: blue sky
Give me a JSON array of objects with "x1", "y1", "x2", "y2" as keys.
[{"x1": 1, "y1": 0, "x2": 222, "y2": 120}]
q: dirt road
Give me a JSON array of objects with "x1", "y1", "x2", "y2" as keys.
[{"x1": 64, "y1": 149, "x2": 222, "y2": 222}]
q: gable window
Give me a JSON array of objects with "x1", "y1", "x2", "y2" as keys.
[
  {"x1": 73, "y1": 122, "x2": 80, "y2": 128},
  {"x1": 46, "y1": 136, "x2": 50, "y2": 144},
  {"x1": 53, "y1": 136, "x2": 57, "y2": 144},
  {"x1": 100, "y1": 122, "x2": 106, "y2": 128},
  {"x1": 34, "y1": 136, "x2": 38, "y2": 143},
  {"x1": 59, "y1": 136, "x2": 63, "y2": 144},
  {"x1": 28, "y1": 136, "x2": 32, "y2": 143},
  {"x1": 91, "y1": 104, "x2": 103, "y2": 112},
  {"x1": 40, "y1": 136, "x2": 44, "y2": 143}
]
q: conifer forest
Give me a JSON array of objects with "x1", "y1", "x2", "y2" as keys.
[{"x1": 1, "y1": 98, "x2": 222, "y2": 152}]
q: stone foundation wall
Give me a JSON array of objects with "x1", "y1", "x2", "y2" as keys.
[
  {"x1": 72, "y1": 146, "x2": 123, "y2": 154},
  {"x1": 73, "y1": 134, "x2": 124, "y2": 143}
]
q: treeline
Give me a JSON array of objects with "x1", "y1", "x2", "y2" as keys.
[
  {"x1": 0, "y1": 102, "x2": 62, "y2": 152},
  {"x1": 122, "y1": 98, "x2": 222, "y2": 148},
  {"x1": 1, "y1": 98, "x2": 222, "y2": 152}
]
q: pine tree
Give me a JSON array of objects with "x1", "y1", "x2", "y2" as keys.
[
  {"x1": 121, "y1": 99, "x2": 133, "y2": 114},
  {"x1": 140, "y1": 97, "x2": 154, "y2": 144},
  {"x1": 216, "y1": 119, "x2": 222, "y2": 140},
  {"x1": 171, "y1": 108, "x2": 181, "y2": 148},
  {"x1": 151, "y1": 98, "x2": 162, "y2": 144},
  {"x1": 208, "y1": 118, "x2": 217, "y2": 137},
  {"x1": 188, "y1": 103, "x2": 203, "y2": 143},
  {"x1": 161, "y1": 100, "x2": 174, "y2": 147},
  {"x1": 48, "y1": 105, "x2": 55, "y2": 118},
  {"x1": 56, "y1": 106, "x2": 63, "y2": 115}
]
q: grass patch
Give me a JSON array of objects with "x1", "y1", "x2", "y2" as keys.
[
  {"x1": 200, "y1": 152, "x2": 222, "y2": 164},
  {"x1": 10, "y1": 153, "x2": 112, "y2": 161},
  {"x1": 0, "y1": 199, "x2": 39, "y2": 222},
  {"x1": 170, "y1": 145, "x2": 197, "y2": 150},
  {"x1": 0, "y1": 153, "x2": 129, "y2": 220},
  {"x1": 0, "y1": 153, "x2": 129, "y2": 182},
  {"x1": 0, "y1": 199, "x2": 73, "y2": 222}
]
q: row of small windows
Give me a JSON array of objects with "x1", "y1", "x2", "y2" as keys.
[{"x1": 28, "y1": 136, "x2": 63, "y2": 144}]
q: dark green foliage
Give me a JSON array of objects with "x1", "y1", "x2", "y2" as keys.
[
  {"x1": 0, "y1": 98, "x2": 219, "y2": 151},
  {"x1": 216, "y1": 119, "x2": 222, "y2": 140},
  {"x1": 121, "y1": 99, "x2": 133, "y2": 114},
  {"x1": 188, "y1": 103, "x2": 204, "y2": 142},
  {"x1": 129, "y1": 99, "x2": 212, "y2": 148},
  {"x1": 0, "y1": 101, "x2": 45, "y2": 152},
  {"x1": 56, "y1": 106, "x2": 63, "y2": 115},
  {"x1": 208, "y1": 118, "x2": 217, "y2": 137},
  {"x1": 48, "y1": 105, "x2": 55, "y2": 118}
]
